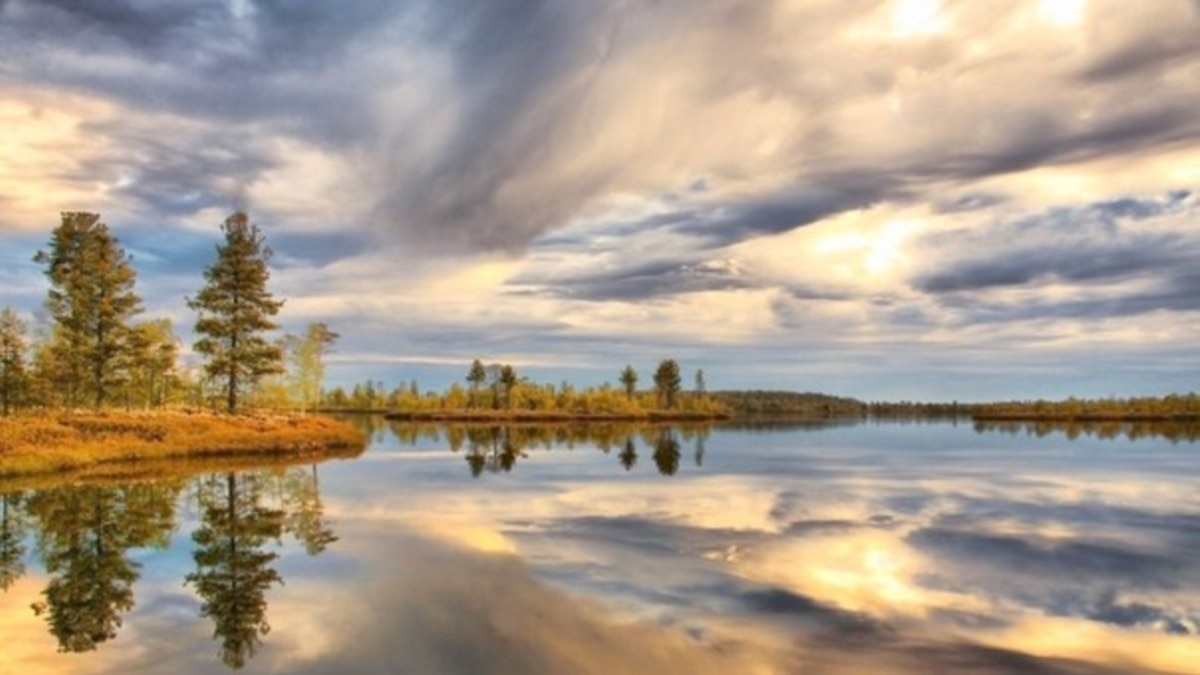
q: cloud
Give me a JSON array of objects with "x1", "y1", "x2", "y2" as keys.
[
  {"x1": 6, "y1": 0, "x2": 1200, "y2": 257},
  {"x1": 1076, "y1": 4, "x2": 1200, "y2": 82},
  {"x1": 912, "y1": 194, "x2": 1200, "y2": 321},
  {"x1": 510, "y1": 258, "x2": 754, "y2": 302},
  {"x1": 3, "y1": 0, "x2": 1200, "y2": 398}
]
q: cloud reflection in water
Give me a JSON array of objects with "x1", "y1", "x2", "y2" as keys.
[
  {"x1": 0, "y1": 420, "x2": 1197, "y2": 674},
  {"x1": 326, "y1": 420, "x2": 1200, "y2": 674}
]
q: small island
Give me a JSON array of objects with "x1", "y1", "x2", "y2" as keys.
[{"x1": 375, "y1": 359, "x2": 729, "y2": 422}]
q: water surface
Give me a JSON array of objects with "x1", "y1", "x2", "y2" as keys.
[{"x1": 1, "y1": 418, "x2": 1197, "y2": 674}]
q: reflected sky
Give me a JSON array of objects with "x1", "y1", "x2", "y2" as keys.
[{"x1": 1, "y1": 420, "x2": 1197, "y2": 674}]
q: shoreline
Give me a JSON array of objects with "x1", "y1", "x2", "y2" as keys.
[
  {"x1": 0, "y1": 411, "x2": 366, "y2": 480},
  {"x1": 381, "y1": 410, "x2": 731, "y2": 423}
]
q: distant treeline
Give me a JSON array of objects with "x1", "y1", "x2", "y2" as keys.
[
  {"x1": 707, "y1": 392, "x2": 971, "y2": 419},
  {"x1": 324, "y1": 359, "x2": 728, "y2": 419},
  {"x1": 973, "y1": 394, "x2": 1200, "y2": 421},
  {"x1": 866, "y1": 401, "x2": 971, "y2": 418},
  {"x1": 708, "y1": 390, "x2": 868, "y2": 418},
  {"x1": 321, "y1": 372, "x2": 1200, "y2": 424}
]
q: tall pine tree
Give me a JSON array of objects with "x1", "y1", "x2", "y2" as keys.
[
  {"x1": 34, "y1": 212, "x2": 142, "y2": 408},
  {"x1": 189, "y1": 212, "x2": 284, "y2": 413}
]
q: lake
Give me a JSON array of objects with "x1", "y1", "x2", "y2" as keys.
[{"x1": 1, "y1": 417, "x2": 1197, "y2": 674}]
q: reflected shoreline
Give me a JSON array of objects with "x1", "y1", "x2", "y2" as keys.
[
  {"x1": 0, "y1": 444, "x2": 364, "y2": 496},
  {"x1": 973, "y1": 418, "x2": 1200, "y2": 443}
]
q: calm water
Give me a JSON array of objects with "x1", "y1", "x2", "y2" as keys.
[{"x1": 1, "y1": 418, "x2": 1197, "y2": 675}]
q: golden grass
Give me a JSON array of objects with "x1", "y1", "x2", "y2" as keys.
[{"x1": 0, "y1": 411, "x2": 366, "y2": 480}]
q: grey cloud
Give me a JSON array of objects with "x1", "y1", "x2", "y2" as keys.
[
  {"x1": 4, "y1": 0, "x2": 405, "y2": 73},
  {"x1": 1085, "y1": 593, "x2": 1195, "y2": 634},
  {"x1": 917, "y1": 238, "x2": 1184, "y2": 293},
  {"x1": 510, "y1": 258, "x2": 752, "y2": 302},
  {"x1": 245, "y1": 0, "x2": 411, "y2": 70},
  {"x1": 914, "y1": 102, "x2": 1200, "y2": 184},
  {"x1": 673, "y1": 189, "x2": 880, "y2": 245},
  {"x1": 786, "y1": 286, "x2": 859, "y2": 302},
  {"x1": 927, "y1": 265, "x2": 1200, "y2": 323},
  {"x1": 0, "y1": 0, "x2": 402, "y2": 147},
  {"x1": 1078, "y1": 12, "x2": 1200, "y2": 84},
  {"x1": 9, "y1": 0, "x2": 220, "y2": 53},
  {"x1": 271, "y1": 231, "x2": 370, "y2": 268},
  {"x1": 508, "y1": 185, "x2": 883, "y2": 303},
  {"x1": 362, "y1": 0, "x2": 1200, "y2": 254},
  {"x1": 5, "y1": 0, "x2": 1200, "y2": 263},
  {"x1": 1038, "y1": 271, "x2": 1200, "y2": 318},
  {"x1": 3, "y1": 0, "x2": 892, "y2": 253},
  {"x1": 915, "y1": 195, "x2": 1196, "y2": 295},
  {"x1": 79, "y1": 121, "x2": 274, "y2": 217},
  {"x1": 933, "y1": 192, "x2": 1010, "y2": 214}
]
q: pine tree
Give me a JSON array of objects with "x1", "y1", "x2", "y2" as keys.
[
  {"x1": 0, "y1": 307, "x2": 28, "y2": 415},
  {"x1": 498, "y1": 364, "x2": 518, "y2": 410},
  {"x1": 653, "y1": 359, "x2": 682, "y2": 409},
  {"x1": 619, "y1": 365, "x2": 638, "y2": 400},
  {"x1": 33, "y1": 212, "x2": 142, "y2": 408},
  {"x1": 188, "y1": 212, "x2": 285, "y2": 414},
  {"x1": 466, "y1": 359, "x2": 487, "y2": 409}
]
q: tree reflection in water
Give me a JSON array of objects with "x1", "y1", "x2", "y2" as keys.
[
  {"x1": 187, "y1": 472, "x2": 285, "y2": 670},
  {"x1": 619, "y1": 438, "x2": 638, "y2": 471},
  {"x1": 413, "y1": 423, "x2": 715, "y2": 477},
  {"x1": 0, "y1": 491, "x2": 28, "y2": 592},
  {"x1": 0, "y1": 461, "x2": 338, "y2": 669},
  {"x1": 283, "y1": 465, "x2": 337, "y2": 556},
  {"x1": 185, "y1": 465, "x2": 338, "y2": 668},
  {"x1": 652, "y1": 429, "x2": 682, "y2": 476},
  {"x1": 462, "y1": 426, "x2": 531, "y2": 477},
  {"x1": 26, "y1": 481, "x2": 181, "y2": 652}
]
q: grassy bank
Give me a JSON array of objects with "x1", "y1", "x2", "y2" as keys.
[{"x1": 0, "y1": 412, "x2": 366, "y2": 479}]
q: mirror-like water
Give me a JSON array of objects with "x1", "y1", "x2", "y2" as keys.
[{"x1": 1, "y1": 417, "x2": 1197, "y2": 674}]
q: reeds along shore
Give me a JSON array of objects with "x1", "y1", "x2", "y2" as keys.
[{"x1": 0, "y1": 411, "x2": 366, "y2": 479}]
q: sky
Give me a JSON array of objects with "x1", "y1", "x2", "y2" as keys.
[{"x1": 1, "y1": 0, "x2": 1198, "y2": 401}]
